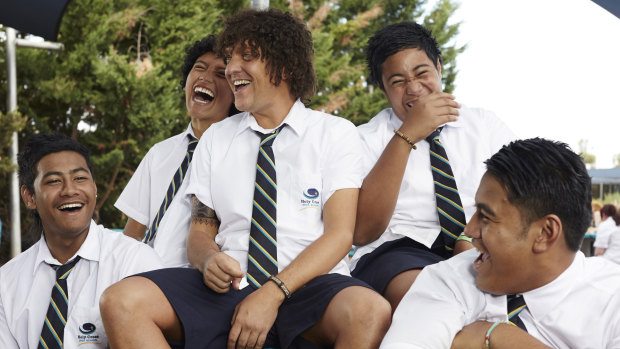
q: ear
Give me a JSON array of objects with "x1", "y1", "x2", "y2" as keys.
[
  {"x1": 532, "y1": 214, "x2": 562, "y2": 253},
  {"x1": 436, "y1": 59, "x2": 442, "y2": 76},
  {"x1": 21, "y1": 185, "x2": 36, "y2": 210}
]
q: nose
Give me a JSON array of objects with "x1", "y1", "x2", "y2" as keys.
[
  {"x1": 464, "y1": 212, "x2": 480, "y2": 239},
  {"x1": 225, "y1": 53, "x2": 242, "y2": 78},
  {"x1": 60, "y1": 179, "x2": 79, "y2": 197},
  {"x1": 404, "y1": 79, "x2": 422, "y2": 95}
]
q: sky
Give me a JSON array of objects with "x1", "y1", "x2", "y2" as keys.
[{"x1": 441, "y1": 0, "x2": 620, "y2": 168}]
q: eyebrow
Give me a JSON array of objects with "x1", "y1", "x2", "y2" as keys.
[
  {"x1": 476, "y1": 202, "x2": 497, "y2": 218},
  {"x1": 386, "y1": 63, "x2": 430, "y2": 81},
  {"x1": 41, "y1": 167, "x2": 91, "y2": 179}
]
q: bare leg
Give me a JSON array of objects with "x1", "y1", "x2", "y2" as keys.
[
  {"x1": 302, "y1": 286, "x2": 391, "y2": 349},
  {"x1": 383, "y1": 269, "x2": 422, "y2": 314},
  {"x1": 100, "y1": 276, "x2": 183, "y2": 348}
]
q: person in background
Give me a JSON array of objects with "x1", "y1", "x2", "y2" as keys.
[
  {"x1": 351, "y1": 21, "x2": 516, "y2": 311},
  {"x1": 0, "y1": 133, "x2": 162, "y2": 348},
  {"x1": 381, "y1": 138, "x2": 620, "y2": 349},
  {"x1": 593, "y1": 203, "x2": 617, "y2": 256},
  {"x1": 115, "y1": 34, "x2": 236, "y2": 267}
]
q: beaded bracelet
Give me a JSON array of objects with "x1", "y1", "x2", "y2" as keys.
[
  {"x1": 393, "y1": 129, "x2": 417, "y2": 150},
  {"x1": 268, "y1": 275, "x2": 291, "y2": 300},
  {"x1": 484, "y1": 321, "x2": 507, "y2": 348}
]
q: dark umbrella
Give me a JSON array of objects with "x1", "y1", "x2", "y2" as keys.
[
  {"x1": 0, "y1": 0, "x2": 72, "y2": 41},
  {"x1": 592, "y1": 0, "x2": 620, "y2": 19}
]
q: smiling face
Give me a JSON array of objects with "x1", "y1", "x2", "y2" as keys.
[
  {"x1": 22, "y1": 150, "x2": 97, "y2": 241},
  {"x1": 380, "y1": 48, "x2": 443, "y2": 121},
  {"x1": 224, "y1": 43, "x2": 292, "y2": 120},
  {"x1": 184, "y1": 52, "x2": 234, "y2": 123},
  {"x1": 465, "y1": 173, "x2": 539, "y2": 295}
]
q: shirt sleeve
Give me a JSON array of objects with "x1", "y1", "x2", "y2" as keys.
[
  {"x1": 118, "y1": 237, "x2": 164, "y2": 277},
  {"x1": 381, "y1": 251, "x2": 481, "y2": 349},
  {"x1": 114, "y1": 149, "x2": 155, "y2": 226},
  {"x1": 321, "y1": 120, "x2": 364, "y2": 203},
  {"x1": 0, "y1": 272, "x2": 19, "y2": 349},
  {"x1": 186, "y1": 126, "x2": 214, "y2": 209},
  {"x1": 483, "y1": 109, "x2": 517, "y2": 154},
  {"x1": 594, "y1": 220, "x2": 614, "y2": 248}
]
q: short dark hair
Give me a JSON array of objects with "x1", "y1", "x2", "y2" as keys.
[
  {"x1": 485, "y1": 138, "x2": 592, "y2": 252},
  {"x1": 366, "y1": 21, "x2": 442, "y2": 90},
  {"x1": 18, "y1": 133, "x2": 94, "y2": 234},
  {"x1": 180, "y1": 34, "x2": 239, "y2": 116},
  {"x1": 217, "y1": 8, "x2": 316, "y2": 103},
  {"x1": 600, "y1": 204, "x2": 617, "y2": 218}
]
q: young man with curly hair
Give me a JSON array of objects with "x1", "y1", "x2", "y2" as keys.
[
  {"x1": 114, "y1": 34, "x2": 236, "y2": 267},
  {"x1": 100, "y1": 8, "x2": 390, "y2": 349}
]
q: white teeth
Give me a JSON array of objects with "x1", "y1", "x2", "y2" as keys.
[
  {"x1": 233, "y1": 80, "x2": 251, "y2": 86},
  {"x1": 58, "y1": 203, "x2": 83, "y2": 210},
  {"x1": 194, "y1": 86, "x2": 214, "y2": 97}
]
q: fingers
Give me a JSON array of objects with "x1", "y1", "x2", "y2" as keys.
[{"x1": 203, "y1": 253, "x2": 244, "y2": 293}]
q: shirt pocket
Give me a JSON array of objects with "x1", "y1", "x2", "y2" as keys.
[
  {"x1": 289, "y1": 175, "x2": 323, "y2": 218},
  {"x1": 64, "y1": 305, "x2": 108, "y2": 348}
]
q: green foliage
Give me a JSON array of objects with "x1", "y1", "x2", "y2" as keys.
[
  {"x1": 0, "y1": 111, "x2": 26, "y2": 175},
  {"x1": 579, "y1": 139, "x2": 596, "y2": 166},
  {"x1": 0, "y1": 0, "x2": 463, "y2": 256}
]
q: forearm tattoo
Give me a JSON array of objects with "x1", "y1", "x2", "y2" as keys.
[{"x1": 190, "y1": 195, "x2": 220, "y2": 227}]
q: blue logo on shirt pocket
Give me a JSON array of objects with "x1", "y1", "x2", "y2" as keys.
[
  {"x1": 303, "y1": 188, "x2": 319, "y2": 199},
  {"x1": 79, "y1": 323, "x2": 96, "y2": 335}
]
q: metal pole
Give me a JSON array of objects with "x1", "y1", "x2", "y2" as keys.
[
  {"x1": 6, "y1": 27, "x2": 21, "y2": 258},
  {"x1": 250, "y1": 0, "x2": 269, "y2": 10}
]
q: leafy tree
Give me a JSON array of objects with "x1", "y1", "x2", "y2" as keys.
[
  {"x1": 1, "y1": 0, "x2": 463, "y2": 259},
  {"x1": 579, "y1": 139, "x2": 596, "y2": 168}
]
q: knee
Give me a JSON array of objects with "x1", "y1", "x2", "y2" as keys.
[
  {"x1": 99, "y1": 277, "x2": 145, "y2": 322},
  {"x1": 341, "y1": 288, "x2": 392, "y2": 334}
]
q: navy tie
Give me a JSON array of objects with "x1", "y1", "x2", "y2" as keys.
[
  {"x1": 38, "y1": 256, "x2": 81, "y2": 349},
  {"x1": 247, "y1": 126, "x2": 284, "y2": 288},
  {"x1": 507, "y1": 294, "x2": 528, "y2": 331},
  {"x1": 426, "y1": 128, "x2": 467, "y2": 252},
  {"x1": 144, "y1": 134, "x2": 199, "y2": 243}
]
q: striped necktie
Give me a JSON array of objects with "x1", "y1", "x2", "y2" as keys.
[
  {"x1": 507, "y1": 294, "x2": 528, "y2": 331},
  {"x1": 426, "y1": 128, "x2": 466, "y2": 253},
  {"x1": 247, "y1": 126, "x2": 284, "y2": 288},
  {"x1": 144, "y1": 134, "x2": 199, "y2": 243},
  {"x1": 38, "y1": 256, "x2": 81, "y2": 349}
]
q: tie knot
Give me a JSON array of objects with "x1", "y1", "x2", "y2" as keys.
[
  {"x1": 256, "y1": 125, "x2": 284, "y2": 147},
  {"x1": 187, "y1": 135, "x2": 198, "y2": 153},
  {"x1": 52, "y1": 256, "x2": 81, "y2": 280},
  {"x1": 425, "y1": 128, "x2": 442, "y2": 144}
]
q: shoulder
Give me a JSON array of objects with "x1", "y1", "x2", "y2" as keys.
[
  {"x1": 357, "y1": 108, "x2": 391, "y2": 134},
  {"x1": 0, "y1": 240, "x2": 41, "y2": 285},
  {"x1": 583, "y1": 256, "x2": 620, "y2": 291},
  {"x1": 94, "y1": 225, "x2": 162, "y2": 266}
]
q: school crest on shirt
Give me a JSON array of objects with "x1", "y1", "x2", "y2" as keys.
[
  {"x1": 300, "y1": 188, "x2": 320, "y2": 209},
  {"x1": 77, "y1": 322, "x2": 101, "y2": 345}
]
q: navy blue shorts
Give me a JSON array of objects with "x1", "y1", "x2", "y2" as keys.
[
  {"x1": 351, "y1": 237, "x2": 447, "y2": 294},
  {"x1": 138, "y1": 268, "x2": 370, "y2": 349}
]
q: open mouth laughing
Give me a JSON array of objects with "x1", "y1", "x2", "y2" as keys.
[
  {"x1": 193, "y1": 86, "x2": 215, "y2": 104},
  {"x1": 233, "y1": 79, "x2": 251, "y2": 93},
  {"x1": 57, "y1": 202, "x2": 85, "y2": 213}
]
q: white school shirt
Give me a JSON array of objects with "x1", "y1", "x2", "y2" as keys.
[
  {"x1": 381, "y1": 249, "x2": 620, "y2": 349},
  {"x1": 350, "y1": 107, "x2": 515, "y2": 269},
  {"x1": 186, "y1": 100, "x2": 363, "y2": 289},
  {"x1": 602, "y1": 225, "x2": 620, "y2": 264},
  {"x1": 115, "y1": 123, "x2": 196, "y2": 267},
  {"x1": 593, "y1": 216, "x2": 616, "y2": 249},
  {"x1": 0, "y1": 221, "x2": 163, "y2": 349}
]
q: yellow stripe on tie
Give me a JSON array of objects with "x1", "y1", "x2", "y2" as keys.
[
  {"x1": 249, "y1": 236, "x2": 278, "y2": 266},
  {"x1": 45, "y1": 318, "x2": 63, "y2": 346},
  {"x1": 50, "y1": 299, "x2": 67, "y2": 325},
  {"x1": 431, "y1": 166, "x2": 455, "y2": 181},
  {"x1": 255, "y1": 183, "x2": 276, "y2": 207},
  {"x1": 55, "y1": 283, "x2": 68, "y2": 304},
  {"x1": 259, "y1": 148, "x2": 276, "y2": 168},
  {"x1": 435, "y1": 193, "x2": 464, "y2": 212},
  {"x1": 59, "y1": 267, "x2": 75, "y2": 280},
  {"x1": 430, "y1": 150, "x2": 450, "y2": 165},
  {"x1": 248, "y1": 254, "x2": 271, "y2": 277},
  {"x1": 253, "y1": 201, "x2": 276, "y2": 227},
  {"x1": 251, "y1": 219, "x2": 277, "y2": 245},
  {"x1": 438, "y1": 207, "x2": 466, "y2": 229},
  {"x1": 508, "y1": 305, "x2": 527, "y2": 317},
  {"x1": 257, "y1": 165, "x2": 277, "y2": 189},
  {"x1": 247, "y1": 273, "x2": 262, "y2": 288},
  {"x1": 39, "y1": 338, "x2": 50, "y2": 349},
  {"x1": 441, "y1": 226, "x2": 459, "y2": 240},
  {"x1": 434, "y1": 180, "x2": 459, "y2": 194}
]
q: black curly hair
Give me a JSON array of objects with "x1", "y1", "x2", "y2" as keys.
[
  {"x1": 180, "y1": 34, "x2": 239, "y2": 116},
  {"x1": 217, "y1": 8, "x2": 316, "y2": 103}
]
